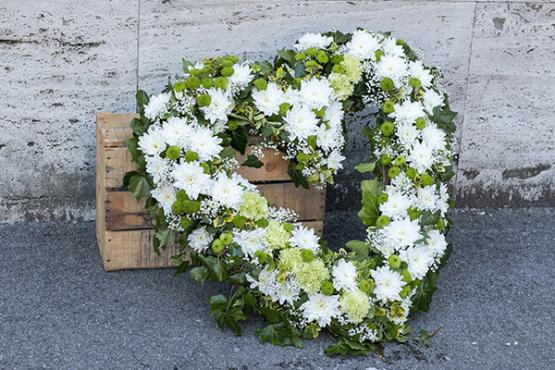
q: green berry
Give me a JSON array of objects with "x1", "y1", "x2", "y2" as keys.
[
  {"x1": 421, "y1": 173, "x2": 434, "y2": 186},
  {"x1": 436, "y1": 219, "x2": 445, "y2": 231},
  {"x1": 253, "y1": 78, "x2": 267, "y2": 90},
  {"x1": 176, "y1": 190, "x2": 188, "y2": 201},
  {"x1": 380, "y1": 77, "x2": 395, "y2": 92},
  {"x1": 376, "y1": 215, "x2": 391, "y2": 228},
  {"x1": 407, "y1": 208, "x2": 420, "y2": 221},
  {"x1": 219, "y1": 232, "x2": 233, "y2": 245},
  {"x1": 184, "y1": 150, "x2": 199, "y2": 162},
  {"x1": 375, "y1": 50, "x2": 384, "y2": 62},
  {"x1": 380, "y1": 121, "x2": 395, "y2": 136},
  {"x1": 301, "y1": 249, "x2": 314, "y2": 262},
  {"x1": 306, "y1": 47, "x2": 317, "y2": 57},
  {"x1": 406, "y1": 167, "x2": 418, "y2": 179},
  {"x1": 394, "y1": 156, "x2": 406, "y2": 166},
  {"x1": 201, "y1": 77, "x2": 213, "y2": 88},
  {"x1": 196, "y1": 93, "x2": 211, "y2": 107},
  {"x1": 316, "y1": 50, "x2": 329, "y2": 64},
  {"x1": 180, "y1": 217, "x2": 193, "y2": 230},
  {"x1": 332, "y1": 64, "x2": 345, "y2": 74},
  {"x1": 305, "y1": 60, "x2": 319, "y2": 68},
  {"x1": 408, "y1": 77, "x2": 421, "y2": 88},
  {"x1": 321, "y1": 281, "x2": 334, "y2": 296},
  {"x1": 377, "y1": 194, "x2": 389, "y2": 204},
  {"x1": 165, "y1": 145, "x2": 181, "y2": 160},
  {"x1": 388, "y1": 254, "x2": 402, "y2": 269},
  {"x1": 359, "y1": 279, "x2": 375, "y2": 294},
  {"x1": 331, "y1": 54, "x2": 344, "y2": 64},
  {"x1": 401, "y1": 269, "x2": 412, "y2": 283},
  {"x1": 213, "y1": 77, "x2": 228, "y2": 90},
  {"x1": 221, "y1": 58, "x2": 234, "y2": 67},
  {"x1": 415, "y1": 118, "x2": 426, "y2": 130},
  {"x1": 254, "y1": 250, "x2": 269, "y2": 264},
  {"x1": 387, "y1": 166, "x2": 400, "y2": 179},
  {"x1": 400, "y1": 285, "x2": 412, "y2": 298},
  {"x1": 383, "y1": 99, "x2": 395, "y2": 114},
  {"x1": 211, "y1": 239, "x2": 225, "y2": 254},
  {"x1": 380, "y1": 154, "x2": 392, "y2": 165},
  {"x1": 221, "y1": 66, "x2": 234, "y2": 77},
  {"x1": 294, "y1": 52, "x2": 306, "y2": 61},
  {"x1": 171, "y1": 201, "x2": 183, "y2": 214},
  {"x1": 186, "y1": 76, "x2": 201, "y2": 89},
  {"x1": 189, "y1": 68, "x2": 202, "y2": 76},
  {"x1": 173, "y1": 80, "x2": 187, "y2": 92},
  {"x1": 279, "y1": 102, "x2": 291, "y2": 116}
]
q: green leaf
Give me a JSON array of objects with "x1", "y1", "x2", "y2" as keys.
[
  {"x1": 324, "y1": 338, "x2": 372, "y2": 356},
  {"x1": 136, "y1": 90, "x2": 149, "y2": 115},
  {"x1": 155, "y1": 229, "x2": 176, "y2": 251},
  {"x1": 209, "y1": 294, "x2": 247, "y2": 336},
  {"x1": 123, "y1": 172, "x2": 152, "y2": 199},
  {"x1": 354, "y1": 162, "x2": 376, "y2": 173},
  {"x1": 228, "y1": 125, "x2": 248, "y2": 154},
  {"x1": 190, "y1": 266, "x2": 210, "y2": 283},
  {"x1": 257, "y1": 323, "x2": 304, "y2": 348},
  {"x1": 125, "y1": 137, "x2": 141, "y2": 163},
  {"x1": 129, "y1": 117, "x2": 150, "y2": 137},
  {"x1": 198, "y1": 255, "x2": 227, "y2": 282},
  {"x1": 431, "y1": 105, "x2": 457, "y2": 133},
  {"x1": 345, "y1": 240, "x2": 369, "y2": 257},
  {"x1": 242, "y1": 154, "x2": 264, "y2": 168},
  {"x1": 358, "y1": 179, "x2": 382, "y2": 227},
  {"x1": 415, "y1": 329, "x2": 432, "y2": 347}
]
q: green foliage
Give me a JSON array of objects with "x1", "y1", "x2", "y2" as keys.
[
  {"x1": 346, "y1": 240, "x2": 369, "y2": 257},
  {"x1": 123, "y1": 171, "x2": 152, "y2": 199},
  {"x1": 242, "y1": 154, "x2": 264, "y2": 168},
  {"x1": 209, "y1": 293, "x2": 248, "y2": 336},
  {"x1": 257, "y1": 323, "x2": 304, "y2": 348},
  {"x1": 325, "y1": 338, "x2": 374, "y2": 356},
  {"x1": 135, "y1": 90, "x2": 149, "y2": 115},
  {"x1": 228, "y1": 125, "x2": 248, "y2": 154},
  {"x1": 358, "y1": 179, "x2": 382, "y2": 227},
  {"x1": 412, "y1": 245, "x2": 452, "y2": 312}
]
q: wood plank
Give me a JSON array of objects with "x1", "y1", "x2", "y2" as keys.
[
  {"x1": 97, "y1": 112, "x2": 137, "y2": 148},
  {"x1": 96, "y1": 116, "x2": 106, "y2": 257},
  {"x1": 104, "y1": 183, "x2": 325, "y2": 231},
  {"x1": 104, "y1": 147, "x2": 137, "y2": 188},
  {"x1": 103, "y1": 229, "x2": 180, "y2": 271},
  {"x1": 235, "y1": 147, "x2": 290, "y2": 182},
  {"x1": 302, "y1": 220, "x2": 324, "y2": 236}
]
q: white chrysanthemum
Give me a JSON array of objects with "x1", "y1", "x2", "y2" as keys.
[
  {"x1": 396, "y1": 122, "x2": 420, "y2": 147},
  {"x1": 345, "y1": 30, "x2": 380, "y2": 60},
  {"x1": 421, "y1": 123, "x2": 446, "y2": 151},
  {"x1": 201, "y1": 88, "x2": 233, "y2": 125},
  {"x1": 138, "y1": 128, "x2": 166, "y2": 156},
  {"x1": 391, "y1": 100, "x2": 425, "y2": 124},
  {"x1": 437, "y1": 183, "x2": 450, "y2": 215},
  {"x1": 324, "y1": 101, "x2": 344, "y2": 128},
  {"x1": 229, "y1": 62, "x2": 253, "y2": 89},
  {"x1": 150, "y1": 185, "x2": 176, "y2": 215},
  {"x1": 300, "y1": 293, "x2": 341, "y2": 327},
  {"x1": 408, "y1": 141, "x2": 434, "y2": 173},
  {"x1": 382, "y1": 37, "x2": 405, "y2": 57},
  {"x1": 375, "y1": 54, "x2": 408, "y2": 86},
  {"x1": 417, "y1": 185, "x2": 439, "y2": 211},
  {"x1": 370, "y1": 266, "x2": 405, "y2": 302},
  {"x1": 408, "y1": 60, "x2": 433, "y2": 88},
  {"x1": 422, "y1": 229, "x2": 448, "y2": 257},
  {"x1": 210, "y1": 173, "x2": 244, "y2": 210},
  {"x1": 332, "y1": 259, "x2": 358, "y2": 291},
  {"x1": 289, "y1": 225, "x2": 320, "y2": 252},
  {"x1": 383, "y1": 217, "x2": 421, "y2": 249},
  {"x1": 326, "y1": 149, "x2": 346, "y2": 171},
  {"x1": 248, "y1": 267, "x2": 277, "y2": 296},
  {"x1": 161, "y1": 117, "x2": 194, "y2": 147},
  {"x1": 145, "y1": 155, "x2": 171, "y2": 184},
  {"x1": 380, "y1": 192, "x2": 411, "y2": 219},
  {"x1": 275, "y1": 278, "x2": 301, "y2": 306},
  {"x1": 294, "y1": 33, "x2": 333, "y2": 51},
  {"x1": 422, "y1": 89, "x2": 445, "y2": 113},
  {"x1": 189, "y1": 125, "x2": 223, "y2": 161},
  {"x1": 399, "y1": 245, "x2": 434, "y2": 280},
  {"x1": 283, "y1": 105, "x2": 319, "y2": 141},
  {"x1": 252, "y1": 82, "x2": 285, "y2": 116},
  {"x1": 172, "y1": 161, "x2": 211, "y2": 200},
  {"x1": 187, "y1": 226, "x2": 211, "y2": 253},
  {"x1": 234, "y1": 228, "x2": 267, "y2": 258},
  {"x1": 317, "y1": 125, "x2": 344, "y2": 152},
  {"x1": 299, "y1": 77, "x2": 334, "y2": 109},
  {"x1": 144, "y1": 93, "x2": 170, "y2": 120}
]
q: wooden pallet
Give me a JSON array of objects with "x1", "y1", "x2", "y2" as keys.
[{"x1": 96, "y1": 112, "x2": 326, "y2": 271}]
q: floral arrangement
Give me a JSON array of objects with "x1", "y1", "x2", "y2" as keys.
[{"x1": 124, "y1": 29, "x2": 457, "y2": 355}]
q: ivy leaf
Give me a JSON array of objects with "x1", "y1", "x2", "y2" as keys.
[
  {"x1": 288, "y1": 166, "x2": 309, "y2": 188},
  {"x1": 257, "y1": 323, "x2": 304, "y2": 348},
  {"x1": 155, "y1": 229, "x2": 176, "y2": 250},
  {"x1": 129, "y1": 117, "x2": 150, "y2": 137},
  {"x1": 229, "y1": 125, "x2": 248, "y2": 154},
  {"x1": 324, "y1": 338, "x2": 372, "y2": 356},
  {"x1": 136, "y1": 90, "x2": 149, "y2": 116},
  {"x1": 354, "y1": 162, "x2": 376, "y2": 173},
  {"x1": 209, "y1": 294, "x2": 247, "y2": 336},
  {"x1": 123, "y1": 172, "x2": 152, "y2": 199},
  {"x1": 242, "y1": 154, "x2": 264, "y2": 168},
  {"x1": 190, "y1": 266, "x2": 210, "y2": 283},
  {"x1": 358, "y1": 179, "x2": 381, "y2": 227},
  {"x1": 276, "y1": 49, "x2": 296, "y2": 66},
  {"x1": 125, "y1": 137, "x2": 141, "y2": 163},
  {"x1": 431, "y1": 105, "x2": 457, "y2": 133},
  {"x1": 198, "y1": 255, "x2": 227, "y2": 282},
  {"x1": 345, "y1": 240, "x2": 369, "y2": 257}
]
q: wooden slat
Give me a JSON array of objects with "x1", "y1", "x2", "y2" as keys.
[
  {"x1": 96, "y1": 117, "x2": 106, "y2": 256},
  {"x1": 235, "y1": 147, "x2": 290, "y2": 182},
  {"x1": 302, "y1": 220, "x2": 324, "y2": 236},
  {"x1": 97, "y1": 112, "x2": 137, "y2": 148},
  {"x1": 105, "y1": 183, "x2": 325, "y2": 231},
  {"x1": 104, "y1": 147, "x2": 137, "y2": 188}
]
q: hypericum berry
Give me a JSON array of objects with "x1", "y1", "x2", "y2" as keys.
[
  {"x1": 380, "y1": 77, "x2": 395, "y2": 92},
  {"x1": 415, "y1": 117, "x2": 427, "y2": 130},
  {"x1": 305, "y1": 60, "x2": 319, "y2": 68},
  {"x1": 316, "y1": 50, "x2": 329, "y2": 64},
  {"x1": 306, "y1": 47, "x2": 317, "y2": 57},
  {"x1": 380, "y1": 121, "x2": 395, "y2": 136},
  {"x1": 221, "y1": 66, "x2": 234, "y2": 77},
  {"x1": 406, "y1": 167, "x2": 418, "y2": 179},
  {"x1": 211, "y1": 239, "x2": 225, "y2": 254},
  {"x1": 380, "y1": 154, "x2": 392, "y2": 165},
  {"x1": 321, "y1": 281, "x2": 334, "y2": 296},
  {"x1": 332, "y1": 64, "x2": 345, "y2": 74},
  {"x1": 376, "y1": 215, "x2": 391, "y2": 228},
  {"x1": 301, "y1": 249, "x2": 314, "y2": 262},
  {"x1": 400, "y1": 285, "x2": 412, "y2": 298},
  {"x1": 184, "y1": 150, "x2": 199, "y2": 162},
  {"x1": 254, "y1": 250, "x2": 269, "y2": 264},
  {"x1": 219, "y1": 232, "x2": 233, "y2": 245},
  {"x1": 374, "y1": 50, "x2": 384, "y2": 62},
  {"x1": 196, "y1": 93, "x2": 211, "y2": 107},
  {"x1": 253, "y1": 78, "x2": 267, "y2": 90},
  {"x1": 213, "y1": 77, "x2": 228, "y2": 90},
  {"x1": 394, "y1": 156, "x2": 406, "y2": 166},
  {"x1": 388, "y1": 254, "x2": 401, "y2": 269},
  {"x1": 401, "y1": 269, "x2": 412, "y2": 282},
  {"x1": 387, "y1": 166, "x2": 400, "y2": 179},
  {"x1": 421, "y1": 173, "x2": 434, "y2": 186},
  {"x1": 377, "y1": 193, "x2": 389, "y2": 204},
  {"x1": 165, "y1": 145, "x2": 181, "y2": 160},
  {"x1": 279, "y1": 102, "x2": 291, "y2": 116},
  {"x1": 180, "y1": 216, "x2": 193, "y2": 230},
  {"x1": 408, "y1": 77, "x2": 421, "y2": 88},
  {"x1": 294, "y1": 52, "x2": 306, "y2": 61},
  {"x1": 331, "y1": 54, "x2": 344, "y2": 64},
  {"x1": 436, "y1": 219, "x2": 445, "y2": 231},
  {"x1": 186, "y1": 76, "x2": 201, "y2": 90},
  {"x1": 358, "y1": 279, "x2": 375, "y2": 293},
  {"x1": 201, "y1": 77, "x2": 213, "y2": 88},
  {"x1": 407, "y1": 208, "x2": 420, "y2": 221},
  {"x1": 383, "y1": 99, "x2": 395, "y2": 114}
]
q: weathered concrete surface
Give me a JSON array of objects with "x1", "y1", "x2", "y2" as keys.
[
  {"x1": 1, "y1": 208, "x2": 554, "y2": 369},
  {"x1": 0, "y1": 0, "x2": 553, "y2": 222}
]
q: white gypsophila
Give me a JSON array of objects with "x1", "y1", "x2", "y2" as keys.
[
  {"x1": 230, "y1": 172, "x2": 257, "y2": 193},
  {"x1": 234, "y1": 228, "x2": 267, "y2": 258},
  {"x1": 150, "y1": 185, "x2": 176, "y2": 215},
  {"x1": 345, "y1": 30, "x2": 381, "y2": 60},
  {"x1": 138, "y1": 127, "x2": 166, "y2": 156},
  {"x1": 383, "y1": 217, "x2": 422, "y2": 249},
  {"x1": 417, "y1": 185, "x2": 440, "y2": 211},
  {"x1": 421, "y1": 123, "x2": 446, "y2": 152},
  {"x1": 399, "y1": 245, "x2": 434, "y2": 280},
  {"x1": 375, "y1": 54, "x2": 408, "y2": 86},
  {"x1": 422, "y1": 229, "x2": 448, "y2": 258},
  {"x1": 187, "y1": 226, "x2": 211, "y2": 253},
  {"x1": 160, "y1": 117, "x2": 195, "y2": 148},
  {"x1": 300, "y1": 293, "x2": 341, "y2": 327},
  {"x1": 252, "y1": 82, "x2": 285, "y2": 116},
  {"x1": 408, "y1": 141, "x2": 435, "y2": 173},
  {"x1": 144, "y1": 93, "x2": 170, "y2": 120},
  {"x1": 268, "y1": 207, "x2": 298, "y2": 223},
  {"x1": 332, "y1": 259, "x2": 358, "y2": 291},
  {"x1": 380, "y1": 192, "x2": 411, "y2": 220},
  {"x1": 324, "y1": 101, "x2": 345, "y2": 127},
  {"x1": 201, "y1": 88, "x2": 233, "y2": 126},
  {"x1": 210, "y1": 173, "x2": 245, "y2": 210},
  {"x1": 294, "y1": 32, "x2": 333, "y2": 51},
  {"x1": 382, "y1": 37, "x2": 405, "y2": 57},
  {"x1": 299, "y1": 77, "x2": 334, "y2": 109},
  {"x1": 283, "y1": 105, "x2": 319, "y2": 141},
  {"x1": 229, "y1": 62, "x2": 253, "y2": 90},
  {"x1": 422, "y1": 89, "x2": 444, "y2": 114},
  {"x1": 289, "y1": 225, "x2": 320, "y2": 252},
  {"x1": 391, "y1": 100, "x2": 425, "y2": 124},
  {"x1": 172, "y1": 161, "x2": 211, "y2": 200},
  {"x1": 389, "y1": 172, "x2": 417, "y2": 196},
  {"x1": 326, "y1": 150, "x2": 346, "y2": 171},
  {"x1": 145, "y1": 156, "x2": 171, "y2": 185},
  {"x1": 396, "y1": 122, "x2": 420, "y2": 147},
  {"x1": 189, "y1": 125, "x2": 223, "y2": 161},
  {"x1": 370, "y1": 266, "x2": 405, "y2": 302},
  {"x1": 408, "y1": 60, "x2": 433, "y2": 88}
]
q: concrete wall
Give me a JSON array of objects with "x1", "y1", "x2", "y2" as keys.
[{"x1": 0, "y1": 0, "x2": 553, "y2": 223}]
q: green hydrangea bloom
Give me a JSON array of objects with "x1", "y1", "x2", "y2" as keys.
[
  {"x1": 339, "y1": 288, "x2": 370, "y2": 324},
  {"x1": 330, "y1": 73, "x2": 354, "y2": 101},
  {"x1": 278, "y1": 248, "x2": 303, "y2": 273},
  {"x1": 265, "y1": 221, "x2": 290, "y2": 250},
  {"x1": 341, "y1": 54, "x2": 362, "y2": 83},
  {"x1": 239, "y1": 192, "x2": 269, "y2": 221},
  {"x1": 294, "y1": 258, "x2": 330, "y2": 294}
]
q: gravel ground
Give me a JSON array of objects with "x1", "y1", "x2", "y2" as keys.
[{"x1": 0, "y1": 208, "x2": 554, "y2": 370}]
